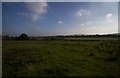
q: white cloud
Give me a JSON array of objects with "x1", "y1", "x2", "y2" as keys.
[
  {"x1": 106, "y1": 13, "x2": 113, "y2": 20},
  {"x1": 105, "y1": 13, "x2": 115, "y2": 23},
  {"x1": 76, "y1": 11, "x2": 82, "y2": 16},
  {"x1": 58, "y1": 20, "x2": 63, "y2": 24},
  {"x1": 81, "y1": 23, "x2": 85, "y2": 26},
  {"x1": 76, "y1": 9, "x2": 90, "y2": 17},
  {"x1": 25, "y1": 2, "x2": 48, "y2": 21}
]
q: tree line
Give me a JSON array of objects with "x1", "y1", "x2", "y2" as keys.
[
  {"x1": 2, "y1": 33, "x2": 29, "y2": 40},
  {"x1": 2, "y1": 33, "x2": 120, "y2": 40}
]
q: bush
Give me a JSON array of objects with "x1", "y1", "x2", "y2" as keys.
[
  {"x1": 18, "y1": 33, "x2": 29, "y2": 40},
  {"x1": 2, "y1": 35, "x2": 11, "y2": 40}
]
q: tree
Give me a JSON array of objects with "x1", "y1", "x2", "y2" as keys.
[
  {"x1": 2, "y1": 35, "x2": 11, "y2": 40},
  {"x1": 18, "y1": 33, "x2": 29, "y2": 40}
]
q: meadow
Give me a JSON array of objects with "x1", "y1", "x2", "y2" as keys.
[{"x1": 2, "y1": 37, "x2": 119, "y2": 77}]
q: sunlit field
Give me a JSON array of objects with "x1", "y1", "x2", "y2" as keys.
[{"x1": 2, "y1": 38, "x2": 119, "y2": 77}]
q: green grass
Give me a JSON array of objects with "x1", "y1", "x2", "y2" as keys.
[
  {"x1": 64, "y1": 37, "x2": 118, "y2": 41},
  {"x1": 2, "y1": 38, "x2": 119, "y2": 77}
]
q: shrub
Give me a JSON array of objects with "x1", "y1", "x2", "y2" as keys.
[{"x1": 18, "y1": 33, "x2": 29, "y2": 40}]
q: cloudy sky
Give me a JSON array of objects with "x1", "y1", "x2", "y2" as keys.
[{"x1": 2, "y1": 2, "x2": 118, "y2": 36}]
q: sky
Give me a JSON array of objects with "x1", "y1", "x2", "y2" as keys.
[
  {"x1": 0, "y1": 2, "x2": 2, "y2": 35},
  {"x1": 1, "y1": 0, "x2": 120, "y2": 2},
  {"x1": 2, "y1": 2, "x2": 118, "y2": 36}
]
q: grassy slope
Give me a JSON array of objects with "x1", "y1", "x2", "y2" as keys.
[{"x1": 2, "y1": 38, "x2": 119, "y2": 76}]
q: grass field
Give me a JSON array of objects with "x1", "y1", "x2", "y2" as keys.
[
  {"x1": 2, "y1": 38, "x2": 119, "y2": 77},
  {"x1": 64, "y1": 37, "x2": 118, "y2": 41}
]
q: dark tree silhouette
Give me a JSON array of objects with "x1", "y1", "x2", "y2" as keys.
[
  {"x1": 18, "y1": 33, "x2": 29, "y2": 40},
  {"x1": 2, "y1": 35, "x2": 11, "y2": 40}
]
